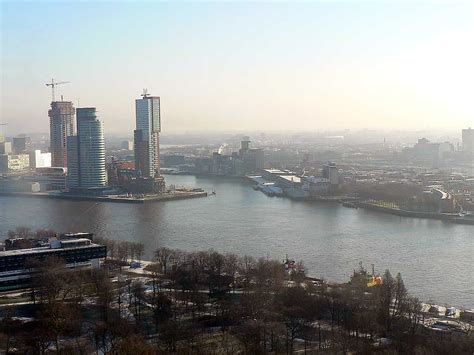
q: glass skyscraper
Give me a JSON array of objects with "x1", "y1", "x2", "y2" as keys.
[{"x1": 67, "y1": 108, "x2": 106, "y2": 189}]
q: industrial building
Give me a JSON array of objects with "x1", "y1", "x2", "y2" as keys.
[
  {"x1": 0, "y1": 167, "x2": 67, "y2": 192},
  {"x1": 195, "y1": 139, "x2": 265, "y2": 177}
]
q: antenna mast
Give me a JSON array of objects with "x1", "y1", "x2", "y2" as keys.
[{"x1": 141, "y1": 88, "x2": 150, "y2": 98}]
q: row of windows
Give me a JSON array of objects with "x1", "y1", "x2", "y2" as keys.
[{"x1": 0, "y1": 247, "x2": 106, "y2": 272}]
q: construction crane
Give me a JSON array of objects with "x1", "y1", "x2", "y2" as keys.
[{"x1": 45, "y1": 79, "x2": 70, "y2": 102}]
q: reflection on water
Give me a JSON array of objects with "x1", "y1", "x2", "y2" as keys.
[{"x1": 1, "y1": 174, "x2": 473, "y2": 307}]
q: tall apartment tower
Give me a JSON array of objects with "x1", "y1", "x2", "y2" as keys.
[
  {"x1": 134, "y1": 92, "x2": 161, "y2": 177},
  {"x1": 67, "y1": 108, "x2": 106, "y2": 190},
  {"x1": 12, "y1": 135, "x2": 32, "y2": 154},
  {"x1": 49, "y1": 101, "x2": 75, "y2": 167},
  {"x1": 462, "y1": 128, "x2": 474, "y2": 153}
]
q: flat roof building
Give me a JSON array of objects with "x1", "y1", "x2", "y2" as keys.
[{"x1": 0, "y1": 234, "x2": 106, "y2": 291}]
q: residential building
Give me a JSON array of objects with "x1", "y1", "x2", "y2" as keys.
[
  {"x1": 0, "y1": 154, "x2": 30, "y2": 173},
  {"x1": 67, "y1": 108, "x2": 107, "y2": 190},
  {"x1": 134, "y1": 92, "x2": 161, "y2": 177},
  {"x1": 49, "y1": 101, "x2": 75, "y2": 167},
  {"x1": 121, "y1": 140, "x2": 133, "y2": 151},
  {"x1": 0, "y1": 142, "x2": 12, "y2": 155},
  {"x1": 462, "y1": 128, "x2": 474, "y2": 153},
  {"x1": 12, "y1": 136, "x2": 31, "y2": 154},
  {"x1": 411, "y1": 138, "x2": 454, "y2": 163},
  {"x1": 323, "y1": 161, "x2": 339, "y2": 186},
  {"x1": 239, "y1": 138, "x2": 264, "y2": 174}
]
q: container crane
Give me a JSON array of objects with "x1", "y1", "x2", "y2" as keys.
[{"x1": 45, "y1": 79, "x2": 70, "y2": 102}]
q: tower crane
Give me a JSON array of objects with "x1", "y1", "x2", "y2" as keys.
[{"x1": 45, "y1": 79, "x2": 70, "y2": 102}]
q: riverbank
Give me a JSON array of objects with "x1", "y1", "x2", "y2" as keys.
[
  {"x1": 0, "y1": 190, "x2": 208, "y2": 204},
  {"x1": 352, "y1": 201, "x2": 474, "y2": 225}
]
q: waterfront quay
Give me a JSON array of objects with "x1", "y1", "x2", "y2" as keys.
[
  {"x1": 245, "y1": 173, "x2": 474, "y2": 225},
  {"x1": 0, "y1": 189, "x2": 207, "y2": 204}
]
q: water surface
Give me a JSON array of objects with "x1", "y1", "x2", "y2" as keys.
[{"x1": 1, "y1": 175, "x2": 473, "y2": 307}]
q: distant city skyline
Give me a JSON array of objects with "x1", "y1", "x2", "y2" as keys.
[{"x1": 1, "y1": 1, "x2": 473, "y2": 134}]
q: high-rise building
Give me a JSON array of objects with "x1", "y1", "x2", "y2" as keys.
[
  {"x1": 239, "y1": 138, "x2": 264, "y2": 174},
  {"x1": 12, "y1": 135, "x2": 31, "y2": 154},
  {"x1": 0, "y1": 141, "x2": 12, "y2": 155},
  {"x1": 462, "y1": 128, "x2": 474, "y2": 153},
  {"x1": 121, "y1": 140, "x2": 133, "y2": 151},
  {"x1": 67, "y1": 108, "x2": 106, "y2": 190},
  {"x1": 49, "y1": 101, "x2": 75, "y2": 167},
  {"x1": 323, "y1": 161, "x2": 339, "y2": 185},
  {"x1": 134, "y1": 92, "x2": 161, "y2": 177}
]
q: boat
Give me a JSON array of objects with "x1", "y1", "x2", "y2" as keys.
[{"x1": 367, "y1": 275, "x2": 383, "y2": 287}]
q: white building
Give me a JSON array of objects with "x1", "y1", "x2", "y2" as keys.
[{"x1": 31, "y1": 150, "x2": 52, "y2": 168}]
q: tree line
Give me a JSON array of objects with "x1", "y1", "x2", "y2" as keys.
[{"x1": 1, "y1": 243, "x2": 473, "y2": 353}]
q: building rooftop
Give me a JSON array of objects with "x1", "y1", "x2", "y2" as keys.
[
  {"x1": 279, "y1": 175, "x2": 302, "y2": 183},
  {"x1": 0, "y1": 238, "x2": 101, "y2": 257}
]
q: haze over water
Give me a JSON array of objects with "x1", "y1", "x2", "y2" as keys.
[{"x1": 1, "y1": 175, "x2": 473, "y2": 308}]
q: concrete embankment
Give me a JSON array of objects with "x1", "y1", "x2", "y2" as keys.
[
  {"x1": 0, "y1": 191, "x2": 208, "y2": 204},
  {"x1": 353, "y1": 201, "x2": 474, "y2": 225}
]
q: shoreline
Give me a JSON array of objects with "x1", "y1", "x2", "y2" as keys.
[
  {"x1": 0, "y1": 190, "x2": 208, "y2": 204},
  {"x1": 351, "y1": 201, "x2": 474, "y2": 225}
]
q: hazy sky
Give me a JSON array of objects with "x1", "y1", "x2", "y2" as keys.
[{"x1": 1, "y1": 1, "x2": 473, "y2": 135}]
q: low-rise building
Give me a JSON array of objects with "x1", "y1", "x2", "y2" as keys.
[
  {"x1": 0, "y1": 154, "x2": 30, "y2": 173},
  {"x1": 0, "y1": 233, "x2": 106, "y2": 291},
  {"x1": 30, "y1": 150, "x2": 52, "y2": 168}
]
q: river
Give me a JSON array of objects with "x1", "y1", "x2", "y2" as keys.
[{"x1": 1, "y1": 174, "x2": 473, "y2": 307}]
